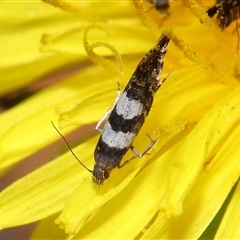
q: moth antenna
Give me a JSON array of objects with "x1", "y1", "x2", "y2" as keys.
[
  {"x1": 51, "y1": 121, "x2": 92, "y2": 173},
  {"x1": 160, "y1": 68, "x2": 174, "y2": 85}
]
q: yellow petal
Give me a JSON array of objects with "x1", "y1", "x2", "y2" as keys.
[
  {"x1": 0, "y1": 1, "x2": 89, "y2": 94},
  {"x1": 160, "y1": 85, "x2": 240, "y2": 217},
  {"x1": 215, "y1": 181, "x2": 240, "y2": 238},
  {"x1": 30, "y1": 214, "x2": 69, "y2": 240},
  {"x1": 143, "y1": 129, "x2": 240, "y2": 238},
  {"x1": 0, "y1": 64, "x2": 117, "y2": 174},
  {"x1": 141, "y1": 87, "x2": 240, "y2": 238},
  {"x1": 0, "y1": 136, "x2": 95, "y2": 229}
]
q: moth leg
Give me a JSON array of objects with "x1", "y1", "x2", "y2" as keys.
[
  {"x1": 95, "y1": 108, "x2": 113, "y2": 133},
  {"x1": 119, "y1": 134, "x2": 157, "y2": 168},
  {"x1": 95, "y1": 81, "x2": 121, "y2": 133},
  {"x1": 131, "y1": 133, "x2": 157, "y2": 157}
]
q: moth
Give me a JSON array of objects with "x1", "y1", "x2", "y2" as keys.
[
  {"x1": 207, "y1": 0, "x2": 240, "y2": 29},
  {"x1": 92, "y1": 34, "x2": 170, "y2": 185},
  {"x1": 54, "y1": 34, "x2": 170, "y2": 185}
]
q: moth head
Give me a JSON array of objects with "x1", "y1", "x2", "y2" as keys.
[{"x1": 92, "y1": 166, "x2": 110, "y2": 186}]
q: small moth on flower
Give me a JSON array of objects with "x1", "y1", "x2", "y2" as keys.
[
  {"x1": 54, "y1": 34, "x2": 170, "y2": 185},
  {"x1": 92, "y1": 34, "x2": 170, "y2": 185}
]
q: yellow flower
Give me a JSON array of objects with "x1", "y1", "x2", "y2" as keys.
[{"x1": 0, "y1": 0, "x2": 240, "y2": 239}]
